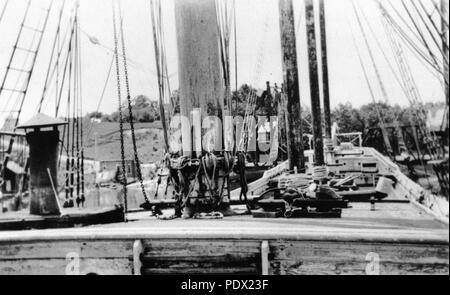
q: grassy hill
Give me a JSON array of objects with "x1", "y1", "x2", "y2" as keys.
[{"x1": 62, "y1": 120, "x2": 167, "y2": 164}]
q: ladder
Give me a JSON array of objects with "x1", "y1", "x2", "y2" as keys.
[
  {"x1": 0, "y1": 0, "x2": 52, "y2": 127},
  {"x1": 0, "y1": 0, "x2": 52, "y2": 186}
]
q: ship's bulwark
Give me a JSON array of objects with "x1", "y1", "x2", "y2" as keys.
[{"x1": 0, "y1": 147, "x2": 448, "y2": 275}]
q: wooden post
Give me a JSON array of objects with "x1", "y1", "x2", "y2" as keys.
[
  {"x1": 319, "y1": 0, "x2": 331, "y2": 139},
  {"x1": 278, "y1": 0, "x2": 305, "y2": 172},
  {"x1": 276, "y1": 84, "x2": 287, "y2": 161},
  {"x1": 305, "y1": 0, "x2": 324, "y2": 166}
]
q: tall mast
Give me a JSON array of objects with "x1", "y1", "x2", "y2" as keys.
[
  {"x1": 319, "y1": 0, "x2": 331, "y2": 139},
  {"x1": 234, "y1": 3, "x2": 238, "y2": 92},
  {"x1": 305, "y1": 0, "x2": 324, "y2": 166},
  {"x1": 174, "y1": 0, "x2": 224, "y2": 157},
  {"x1": 442, "y1": 0, "x2": 449, "y2": 108},
  {"x1": 278, "y1": 0, "x2": 305, "y2": 172}
]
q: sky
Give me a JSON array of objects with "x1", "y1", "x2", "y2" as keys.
[{"x1": 0, "y1": 0, "x2": 447, "y2": 126}]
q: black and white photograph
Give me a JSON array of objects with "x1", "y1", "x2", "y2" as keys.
[{"x1": 0, "y1": 0, "x2": 448, "y2": 279}]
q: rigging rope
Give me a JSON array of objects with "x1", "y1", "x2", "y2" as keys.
[
  {"x1": 381, "y1": 1, "x2": 447, "y2": 80},
  {"x1": 400, "y1": 0, "x2": 444, "y2": 74},
  {"x1": 383, "y1": 3, "x2": 445, "y2": 160},
  {"x1": 410, "y1": 0, "x2": 449, "y2": 67},
  {"x1": 349, "y1": 6, "x2": 394, "y2": 157},
  {"x1": 236, "y1": 11, "x2": 271, "y2": 155},
  {"x1": 348, "y1": 17, "x2": 394, "y2": 158},
  {"x1": 76, "y1": 5, "x2": 85, "y2": 206},
  {"x1": 377, "y1": 1, "x2": 448, "y2": 193},
  {"x1": 352, "y1": 1, "x2": 389, "y2": 103},
  {"x1": 0, "y1": 0, "x2": 8, "y2": 26},
  {"x1": 38, "y1": 0, "x2": 66, "y2": 113},
  {"x1": 381, "y1": 3, "x2": 448, "y2": 89},
  {"x1": 150, "y1": 0, "x2": 170, "y2": 152},
  {"x1": 378, "y1": 10, "x2": 433, "y2": 186},
  {"x1": 216, "y1": 0, "x2": 235, "y2": 116},
  {"x1": 353, "y1": 1, "x2": 409, "y2": 154},
  {"x1": 55, "y1": 15, "x2": 77, "y2": 117},
  {"x1": 430, "y1": 0, "x2": 450, "y2": 30},
  {"x1": 37, "y1": 8, "x2": 77, "y2": 113}
]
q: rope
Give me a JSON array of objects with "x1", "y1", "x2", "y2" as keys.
[
  {"x1": 378, "y1": 2, "x2": 447, "y2": 192},
  {"x1": 216, "y1": 0, "x2": 235, "y2": 115},
  {"x1": 312, "y1": 166, "x2": 327, "y2": 181},
  {"x1": 380, "y1": 1, "x2": 448, "y2": 82},
  {"x1": 353, "y1": 1, "x2": 408, "y2": 153},
  {"x1": 352, "y1": 1, "x2": 389, "y2": 103},
  {"x1": 55, "y1": 14, "x2": 77, "y2": 117},
  {"x1": 149, "y1": 0, "x2": 170, "y2": 151},
  {"x1": 412, "y1": 0, "x2": 449, "y2": 66},
  {"x1": 83, "y1": 55, "x2": 114, "y2": 143},
  {"x1": 382, "y1": 12, "x2": 441, "y2": 159},
  {"x1": 430, "y1": 0, "x2": 450, "y2": 30},
  {"x1": 348, "y1": 17, "x2": 394, "y2": 158},
  {"x1": 37, "y1": 0, "x2": 66, "y2": 113},
  {"x1": 400, "y1": 0, "x2": 445, "y2": 75},
  {"x1": 236, "y1": 12, "x2": 271, "y2": 155},
  {"x1": 381, "y1": 17, "x2": 432, "y2": 186},
  {"x1": 0, "y1": 0, "x2": 8, "y2": 25}
]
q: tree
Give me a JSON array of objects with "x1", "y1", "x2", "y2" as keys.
[
  {"x1": 134, "y1": 95, "x2": 151, "y2": 109},
  {"x1": 231, "y1": 84, "x2": 258, "y2": 117},
  {"x1": 331, "y1": 103, "x2": 364, "y2": 133},
  {"x1": 87, "y1": 111, "x2": 103, "y2": 119},
  {"x1": 99, "y1": 95, "x2": 161, "y2": 123}
]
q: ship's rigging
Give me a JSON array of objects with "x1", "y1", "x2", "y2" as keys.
[{"x1": 0, "y1": 0, "x2": 448, "y2": 219}]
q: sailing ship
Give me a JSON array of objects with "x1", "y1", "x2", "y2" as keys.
[{"x1": 0, "y1": 0, "x2": 448, "y2": 275}]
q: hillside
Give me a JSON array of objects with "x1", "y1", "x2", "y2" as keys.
[{"x1": 61, "y1": 121, "x2": 166, "y2": 163}]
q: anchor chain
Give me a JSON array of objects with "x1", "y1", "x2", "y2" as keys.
[
  {"x1": 117, "y1": 2, "x2": 151, "y2": 206},
  {"x1": 112, "y1": 1, "x2": 128, "y2": 220}
]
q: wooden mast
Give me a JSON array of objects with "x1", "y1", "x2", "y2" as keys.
[
  {"x1": 442, "y1": 0, "x2": 449, "y2": 109},
  {"x1": 319, "y1": 0, "x2": 331, "y2": 139},
  {"x1": 174, "y1": 0, "x2": 224, "y2": 157},
  {"x1": 305, "y1": 0, "x2": 324, "y2": 166},
  {"x1": 278, "y1": 0, "x2": 305, "y2": 172},
  {"x1": 173, "y1": 0, "x2": 234, "y2": 217}
]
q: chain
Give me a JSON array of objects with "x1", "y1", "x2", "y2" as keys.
[
  {"x1": 117, "y1": 1, "x2": 151, "y2": 205},
  {"x1": 112, "y1": 1, "x2": 128, "y2": 221}
]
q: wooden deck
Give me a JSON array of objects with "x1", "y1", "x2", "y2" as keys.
[
  {"x1": 0, "y1": 201, "x2": 448, "y2": 275},
  {"x1": 0, "y1": 206, "x2": 124, "y2": 230}
]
